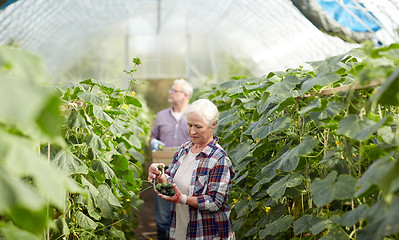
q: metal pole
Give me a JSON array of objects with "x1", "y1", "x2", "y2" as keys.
[
  {"x1": 125, "y1": 16, "x2": 130, "y2": 89},
  {"x1": 185, "y1": 14, "x2": 191, "y2": 83}
]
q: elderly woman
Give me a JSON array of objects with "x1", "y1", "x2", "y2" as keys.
[{"x1": 148, "y1": 99, "x2": 235, "y2": 240}]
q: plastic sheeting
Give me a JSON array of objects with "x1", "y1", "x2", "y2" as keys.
[{"x1": 0, "y1": 0, "x2": 398, "y2": 87}]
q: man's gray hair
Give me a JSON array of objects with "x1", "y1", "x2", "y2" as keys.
[
  {"x1": 184, "y1": 99, "x2": 219, "y2": 126},
  {"x1": 174, "y1": 79, "x2": 193, "y2": 99}
]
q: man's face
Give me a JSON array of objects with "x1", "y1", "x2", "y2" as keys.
[{"x1": 168, "y1": 83, "x2": 185, "y2": 104}]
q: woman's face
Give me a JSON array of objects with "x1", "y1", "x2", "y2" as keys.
[{"x1": 187, "y1": 111, "x2": 215, "y2": 146}]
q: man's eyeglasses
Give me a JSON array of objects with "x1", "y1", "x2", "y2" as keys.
[{"x1": 168, "y1": 89, "x2": 183, "y2": 94}]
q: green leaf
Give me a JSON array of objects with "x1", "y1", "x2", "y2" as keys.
[
  {"x1": 76, "y1": 211, "x2": 98, "y2": 230},
  {"x1": 320, "y1": 227, "x2": 349, "y2": 240},
  {"x1": 358, "y1": 196, "x2": 399, "y2": 239},
  {"x1": 251, "y1": 117, "x2": 291, "y2": 140},
  {"x1": 258, "y1": 215, "x2": 294, "y2": 238},
  {"x1": 370, "y1": 66, "x2": 399, "y2": 107},
  {"x1": 97, "y1": 184, "x2": 122, "y2": 207},
  {"x1": 51, "y1": 150, "x2": 88, "y2": 176},
  {"x1": 301, "y1": 72, "x2": 341, "y2": 92},
  {"x1": 337, "y1": 114, "x2": 387, "y2": 141},
  {"x1": 267, "y1": 173, "x2": 302, "y2": 199},
  {"x1": 337, "y1": 204, "x2": 368, "y2": 227},
  {"x1": 124, "y1": 95, "x2": 142, "y2": 108},
  {"x1": 92, "y1": 160, "x2": 115, "y2": 179},
  {"x1": 259, "y1": 136, "x2": 318, "y2": 181},
  {"x1": 86, "y1": 133, "x2": 106, "y2": 150},
  {"x1": 298, "y1": 99, "x2": 322, "y2": 115},
  {"x1": 0, "y1": 222, "x2": 41, "y2": 240},
  {"x1": 294, "y1": 215, "x2": 322, "y2": 235},
  {"x1": 35, "y1": 94, "x2": 62, "y2": 138},
  {"x1": 311, "y1": 171, "x2": 357, "y2": 207},
  {"x1": 55, "y1": 216, "x2": 70, "y2": 237},
  {"x1": 67, "y1": 111, "x2": 87, "y2": 128},
  {"x1": 81, "y1": 176, "x2": 99, "y2": 197},
  {"x1": 0, "y1": 168, "x2": 44, "y2": 212},
  {"x1": 132, "y1": 57, "x2": 141, "y2": 65},
  {"x1": 109, "y1": 226, "x2": 126, "y2": 240},
  {"x1": 93, "y1": 105, "x2": 113, "y2": 122},
  {"x1": 129, "y1": 134, "x2": 142, "y2": 149},
  {"x1": 8, "y1": 206, "x2": 47, "y2": 235},
  {"x1": 228, "y1": 140, "x2": 253, "y2": 164},
  {"x1": 310, "y1": 216, "x2": 340, "y2": 235},
  {"x1": 77, "y1": 91, "x2": 103, "y2": 105},
  {"x1": 108, "y1": 122, "x2": 128, "y2": 136}
]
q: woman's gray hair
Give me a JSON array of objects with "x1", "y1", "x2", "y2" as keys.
[
  {"x1": 184, "y1": 99, "x2": 219, "y2": 126},
  {"x1": 174, "y1": 79, "x2": 193, "y2": 99}
]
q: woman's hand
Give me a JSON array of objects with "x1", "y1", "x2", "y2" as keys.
[
  {"x1": 157, "y1": 184, "x2": 183, "y2": 204},
  {"x1": 148, "y1": 163, "x2": 165, "y2": 181}
]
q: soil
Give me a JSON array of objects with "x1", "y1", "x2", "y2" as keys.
[{"x1": 133, "y1": 180, "x2": 158, "y2": 240}]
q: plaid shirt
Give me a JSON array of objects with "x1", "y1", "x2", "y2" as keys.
[{"x1": 165, "y1": 136, "x2": 235, "y2": 240}]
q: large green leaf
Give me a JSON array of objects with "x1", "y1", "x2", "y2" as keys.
[
  {"x1": 337, "y1": 204, "x2": 368, "y2": 227},
  {"x1": 109, "y1": 226, "x2": 126, "y2": 240},
  {"x1": 8, "y1": 206, "x2": 47, "y2": 235},
  {"x1": 0, "y1": 222, "x2": 41, "y2": 240},
  {"x1": 35, "y1": 94, "x2": 62, "y2": 138},
  {"x1": 86, "y1": 133, "x2": 106, "y2": 150},
  {"x1": 320, "y1": 227, "x2": 349, "y2": 240},
  {"x1": 311, "y1": 171, "x2": 357, "y2": 207},
  {"x1": 51, "y1": 150, "x2": 88, "y2": 176},
  {"x1": 251, "y1": 117, "x2": 291, "y2": 140},
  {"x1": 92, "y1": 160, "x2": 115, "y2": 179},
  {"x1": 67, "y1": 111, "x2": 87, "y2": 129},
  {"x1": 97, "y1": 184, "x2": 122, "y2": 207},
  {"x1": 93, "y1": 105, "x2": 113, "y2": 122},
  {"x1": 76, "y1": 211, "x2": 98, "y2": 230},
  {"x1": 0, "y1": 168, "x2": 44, "y2": 212},
  {"x1": 259, "y1": 136, "x2": 318, "y2": 181},
  {"x1": 108, "y1": 121, "x2": 128, "y2": 136},
  {"x1": 267, "y1": 173, "x2": 302, "y2": 199},
  {"x1": 370, "y1": 65, "x2": 399, "y2": 107},
  {"x1": 310, "y1": 216, "x2": 340, "y2": 235},
  {"x1": 294, "y1": 215, "x2": 322, "y2": 235},
  {"x1": 301, "y1": 72, "x2": 341, "y2": 93},
  {"x1": 358, "y1": 196, "x2": 399, "y2": 240},
  {"x1": 77, "y1": 92, "x2": 103, "y2": 106},
  {"x1": 258, "y1": 215, "x2": 294, "y2": 239},
  {"x1": 337, "y1": 114, "x2": 387, "y2": 141},
  {"x1": 124, "y1": 95, "x2": 142, "y2": 108}
]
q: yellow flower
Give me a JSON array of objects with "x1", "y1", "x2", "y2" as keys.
[
  {"x1": 123, "y1": 104, "x2": 128, "y2": 109},
  {"x1": 341, "y1": 156, "x2": 345, "y2": 160},
  {"x1": 106, "y1": 105, "x2": 112, "y2": 110},
  {"x1": 130, "y1": 91, "x2": 136, "y2": 97},
  {"x1": 233, "y1": 199, "x2": 237, "y2": 203},
  {"x1": 265, "y1": 207, "x2": 271, "y2": 213},
  {"x1": 247, "y1": 196, "x2": 251, "y2": 201},
  {"x1": 126, "y1": 198, "x2": 130, "y2": 202}
]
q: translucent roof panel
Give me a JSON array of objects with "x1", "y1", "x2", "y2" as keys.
[{"x1": 0, "y1": 0, "x2": 398, "y2": 87}]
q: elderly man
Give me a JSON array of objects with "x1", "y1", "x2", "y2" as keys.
[{"x1": 149, "y1": 79, "x2": 193, "y2": 240}]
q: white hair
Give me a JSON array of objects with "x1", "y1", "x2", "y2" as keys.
[
  {"x1": 184, "y1": 99, "x2": 219, "y2": 126},
  {"x1": 174, "y1": 79, "x2": 193, "y2": 99}
]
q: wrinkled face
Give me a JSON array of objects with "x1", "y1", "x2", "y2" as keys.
[
  {"x1": 168, "y1": 83, "x2": 186, "y2": 105},
  {"x1": 187, "y1": 111, "x2": 216, "y2": 146}
]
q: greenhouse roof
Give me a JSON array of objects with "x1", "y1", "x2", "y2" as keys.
[{"x1": 1, "y1": 0, "x2": 398, "y2": 87}]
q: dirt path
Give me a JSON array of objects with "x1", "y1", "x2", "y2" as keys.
[{"x1": 133, "y1": 180, "x2": 158, "y2": 240}]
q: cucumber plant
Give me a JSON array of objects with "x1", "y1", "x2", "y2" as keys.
[{"x1": 199, "y1": 42, "x2": 399, "y2": 239}]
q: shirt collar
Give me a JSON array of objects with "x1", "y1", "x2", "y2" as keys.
[{"x1": 185, "y1": 136, "x2": 219, "y2": 158}]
